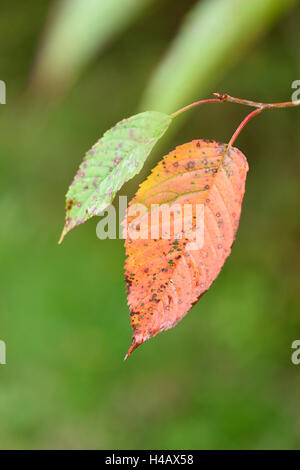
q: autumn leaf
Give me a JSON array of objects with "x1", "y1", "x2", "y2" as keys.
[
  {"x1": 59, "y1": 111, "x2": 172, "y2": 243},
  {"x1": 124, "y1": 139, "x2": 249, "y2": 358}
]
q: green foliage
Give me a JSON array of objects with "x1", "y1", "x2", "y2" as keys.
[
  {"x1": 30, "y1": 0, "x2": 297, "y2": 112},
  {"x1": 141, "y1": 0, "x2": 298, "y2": 113},
  {"x1": 31, "y1": 0, "x2": 153, "y2": 95},
  {"x1": 60, "y1": 111, "x2": 171, "y2": 242}
]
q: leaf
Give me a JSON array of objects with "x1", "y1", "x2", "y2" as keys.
[
  {"x1": 59, "y1": 111, "x2": 172, "y2": 243},
  {"x1": 141, "y1": 0, "x2": 297, "y2": 113},
  {"x1": 124, "y1": 139, "x2": 249, "y2": 358},
  {"x1": 31, "y1": 0, "x2": 153, "y2": 98}
]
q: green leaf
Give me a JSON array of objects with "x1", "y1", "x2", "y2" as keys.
[
  {"x1": 59, "y1": 111, "x2": 172, "y2": 243},
  {"x1": 141, "y1": 0, "x2": 298, "y2": 114}
]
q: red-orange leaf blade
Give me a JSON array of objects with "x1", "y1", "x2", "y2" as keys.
[{"x1": 124, "y1": 140, "x2": 249, "y2": 358}]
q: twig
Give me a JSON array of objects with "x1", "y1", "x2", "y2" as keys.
[
  {"x1": 171, "y1": 92, "x2": 300, "y2": 145},
  {"x1": 213, "y1": 93, "x2": 300, "y2": 110}
]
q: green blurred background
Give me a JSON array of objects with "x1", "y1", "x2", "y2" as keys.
[{"x1": 0, "y1": 0, "x2": 300, "y2": 450}]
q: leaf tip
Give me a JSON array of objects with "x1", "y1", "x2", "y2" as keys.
[
  {"x1": 58, "y1": 226, "x2": 67, "y2": 245},
  {"x1": 124, "y1": 337, "x2": 141, "y2": 360}
]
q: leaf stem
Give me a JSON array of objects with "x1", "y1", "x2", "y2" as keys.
[
  {"x1": 228, "y1": 108, "x2": 264, "y2": 147},
  {"x1": 170, "y1": 98, "x2": 222, "y2": 118}
]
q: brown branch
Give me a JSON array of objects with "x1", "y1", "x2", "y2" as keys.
[
  {"x1": 171, "y1": 92, "x2": 300, "y2": 118},
  {"x1": 213, "y1": 93, "x2": 300, "y2": 110},
  {"x1": 171, "y1": 92, "x2": 300, "y2": 146}
]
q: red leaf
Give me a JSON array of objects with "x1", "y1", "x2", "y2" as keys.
[{"x1": 124, "y1": 140, "x2": 248, "y2": 358}]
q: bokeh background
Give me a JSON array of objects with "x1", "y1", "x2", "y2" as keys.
[{"x1": 0, "y1": 0, "x2": 300, "y2": 450}]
